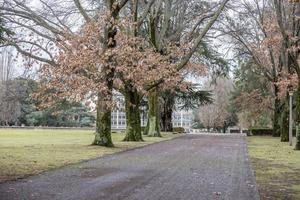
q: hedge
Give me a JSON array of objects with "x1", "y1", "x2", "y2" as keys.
[
  {"x1": 250, "y1": 128, "x2": 297, "y2": 136},
  {"x1": 173, "y1": 127, "x2": 185, "y2": 133},
  {"x1": 140, "y1": 127, "x2": 185, "y2": 133}
]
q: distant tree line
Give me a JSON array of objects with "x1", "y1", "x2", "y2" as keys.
[
  {"x1": 196, "y1": 77, "x2": 238, "y2": 133},
  {"x1": 219, "y1": 0, "x2": 300, "y2": 149},
  {"x1": 0, "y1": 77, "x2": 95, "y2": 127}
]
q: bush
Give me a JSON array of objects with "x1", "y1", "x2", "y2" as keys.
[
  {"x1": 141, "y1": 127, "x2": 185, "y2": 133},
  {"x1": 80, "y1": 116, "x2": 95, "y2": 127},
  {"x1": 229, "y1": 129, "x2": 240, "y2": 133},
  {"x1": 173, "y1": 127, "x2": 185, "y2": 133},
  {"x1": 250, "y1": 128, "x2": 273, "y2": 136},
  {"x1": 250, "y1": 128, "x2": 297, "y2": 136}
]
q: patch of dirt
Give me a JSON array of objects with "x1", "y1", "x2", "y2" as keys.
[{"x1": 251, "y1": 158, "x2": 300, "y2": 200}]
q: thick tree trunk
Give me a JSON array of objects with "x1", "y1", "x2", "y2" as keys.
[
  {"x1": 93, "y1": 92, "x2": 114, "y2": 147},
  {"x1": 281, "y1": 102, "x2": 289, "y2": 142},
  {"x1": 222, "y1": 126, "x2": 226, "y2": 133},
  {"x1": 273, "y1": 105, "x2": 281, "y2": 137},
  {"x1": 295, "y1": 81, "x2": 300, "y2": 125},
  {"x1": 123, "y1": 88, "x2": 143, "y2": 141},
  {"x1": 273, "y1": 85, "x2": 281, "y2": 137},
  {"x1": 161, "y1": 94, "x2": 174, "y2": 132},
  {"x1": 295, "y1": 82, "x2": 300, "y2": 150},
  {"x1": 161, "y1": 109, "x2": 173, "y2": 132},
  {"x1": 143, "y1": 117, "x2": 149, "y2": 135},
  {"x1": 295, "y1": 125, "x2": 300, "y2": 150},
  {"x1": 93, "y1": 0, "x2": 127, "y2": 147},
  {"x1": 147, "y1": 89, "x2": 161, "y2": 137}
]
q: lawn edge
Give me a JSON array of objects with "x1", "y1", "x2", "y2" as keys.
[
  {"x1": 0, "y1": 133, "x2": 185, "y2": 184},
  {"x1": 245, "y1": 135, "x2": 261, "y2": 200},
  {"x1": 245, "y1": 136, "x2": 261, "y2": 200}
]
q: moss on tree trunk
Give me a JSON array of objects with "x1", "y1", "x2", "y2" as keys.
[
  {"x1": 295, "y1": 82, "x2": 300, "y2": 150},
  {"x1": 281, "y1": 102, "x2": 289, "y2": 142},
  {"x1": 147, "y1": 89, "x2": 161, "y2": 137},
  {"x1": 123, "y1": 87, "x2": 143, "y2": 142},
  {"x1": 295, "y1": 82, "x2": 300, "y2": 124},
  {"x1": 295, "y1": 125, "x2": 300, "y2": 150},
  {"x1": 273, "y1": 94, "x2": 281, "y2": 137},
  {"x1": 92, "y1": 2, "x2": 120, "y2": 147},
  {"x1": 92, "y1": 93, "x2": 114, "y2": 147}
]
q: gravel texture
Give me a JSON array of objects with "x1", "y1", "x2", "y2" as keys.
[{"x1": 0, "y1": 134, "x2": 260, "y2": 200}]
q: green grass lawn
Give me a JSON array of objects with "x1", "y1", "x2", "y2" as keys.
[
  {"x1": 0, "y1": 129, "x2": 180, "y2": 182},
  {"x1": 248, "y1": 136, "x2": 300, "y2": 200}
]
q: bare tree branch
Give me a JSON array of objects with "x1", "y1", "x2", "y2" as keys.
[{"x1": 73, "y1": 0, "x2": 91, "y2": 22}]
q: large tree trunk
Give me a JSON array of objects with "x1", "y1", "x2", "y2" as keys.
[
  {"x1": 295, "y1": 81, "x2": 300, "y2": 125},
  {"x1": 143, "y1": 117, "x2": 149, "y2": 135},
  {"x1": 273, "y1": 85, "x2": 281, "y2": 137},
  {"x1": 123, "y1": 87, "x2": 143, "y2": 141},
  {"x1": 295, "y1": 125, "x2": 300, "y2": 150},
  {"x1": 93, "y1": 0, "x2": 129, "y2": 147},
  {"x1": 222, "y1": 124, "x2": 226, "y2": 133},
  {"x1": 161, "y1": 108, "x2": 173, "y2": 132},
  {"x1": 93, "y1": 91, "x2": 114, "y2": 147},
  {"x1": 295, "y1": 81, "x2": 300, "y2": 150},
  {"x1": 281, "y1": 102, "x2": 289, "y2": 142},
  {"x1": 147, "y1": 89, "x2": 161, "y2": 137},
  {"x1": 161, "y1": 93, "x2": 174, "y2": 132}
]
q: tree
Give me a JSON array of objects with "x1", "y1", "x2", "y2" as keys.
[
  {"x1": 160, "y1": 86, "x2": 212, "y2": 132},
  {"x1": 231, "y1": 58, "x2": 274, "y2": 129},
  {"x1": 2, "y1": 0, "x2": 230, "y2": 147},
  {"x1": 273, "y1": 0, "x2": 299, "y2": 116},
  {"x1": 198, "y1": 78, "x2": 236, "y2": 132},
  {"x1": 0, "y1": 80, "x2": 22, "y2": 125},
  {"x1": 158, "y1": 39, "x2": 229, "y2": 132},
  {"x1": 2, "y1": 0, "x2": 130, "y2": 147},
  {"x1": 271, "y1": 0, "x2": 300, "y2": 147},
  {"x1": 143, "y1": 0, "x2": 230, "y2": 136},
  {"x1": 225, "y1": 0, "x2": 300, "y2": 144},
  {"x1": 221, "y1": 0, "x2": 285, "y2": 137},
  {"x1": 53, "y1": 0, "x2": 229, "y2": 141},
  {"x1": 92, "y1": 0, "x2": 131, "y2": 146},
  {"x1": 0, "y1": 47, "x2": 22, "y2": 125}
]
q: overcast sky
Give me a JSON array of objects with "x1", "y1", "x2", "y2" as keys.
[{"x1": 7, "y1": 0, "x2": 235, "y2": 84}]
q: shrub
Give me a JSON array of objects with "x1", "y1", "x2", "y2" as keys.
[
  {"x1": 250, "y1": 128, "x2": 273, "y2": 136},
  {"x1": 250, "y1": 128, "x2": 297, "y2": 136},
  {"x1": 173, "y1": 127, "x2": 185, "y2": 133}
]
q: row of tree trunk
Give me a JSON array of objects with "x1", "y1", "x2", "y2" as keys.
[
  {"x1": 93, "y1": 88, "x2": 173, "y2": 146},
  {"x1": 91, "y1": 0, "x2": 230, "y2": 147},
  {"x1": 274, "y1": 82, "x2": 300, "y2": 150}
]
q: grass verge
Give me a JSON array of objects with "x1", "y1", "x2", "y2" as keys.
[
  {"x1": 247, "y1": 136, "x2": 300, "y2": 200},
  {"x1": 0, "y1": 129, "x2": 180, "y2": 182}
]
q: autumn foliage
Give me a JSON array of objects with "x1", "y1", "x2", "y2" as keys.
[{"x1": 38, "y1": 16, "x2": 206, "y2": 108}]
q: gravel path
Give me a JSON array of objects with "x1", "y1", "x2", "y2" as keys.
[{"x1": 0, "y1": 134, "x2": 260, "y2": 200}]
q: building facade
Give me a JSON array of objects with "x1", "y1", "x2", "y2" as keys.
[{"x1": 110, "y1": 93, "x2": 193, "y2": 130}]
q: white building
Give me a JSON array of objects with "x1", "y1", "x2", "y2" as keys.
[{"x1": 110, "y1": 93, "x2": 193, "y2": 130}]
